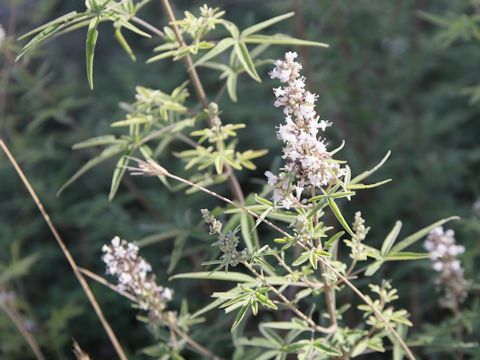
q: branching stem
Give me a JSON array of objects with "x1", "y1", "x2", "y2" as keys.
[
  {"x1": 136, "y1": 161, "x2": 416, "y2": 360},
  {"x1": 243, "y1": 262, "x2": 335, "y2": 334},
  {"x1": 0, "y1": 140, "x2": 128, "y2": 360},
  {"x1": 159, "y1": 0, "x2": 245, "y2": 204},
  {"x1": 79, "y1": 267, "x2": 223, "y2": 360}
]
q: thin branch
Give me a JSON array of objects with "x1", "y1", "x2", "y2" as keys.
[
  {"x1": 0, "y1": 140, "x2": 128, "y2": 360},
  {"x1": 127, "y1": 159, "x2": 416, "y2": 360},
  {"x1": 311, "y1": 188, "x2": 337, "y2": 329},
  {"x1": 243, "y1": 262, "x2": 334, "y2": 334},
  {"x1": 79, "y1": 267, "x2": 223, "y2": 360},
  {"x1": 159, "y1": 0, "x2": 245, "y2": 204},
  {"x1": 0, "y1": 300, "x2": 45, "y2": 360},
  {"x1": 131, "y1": 15, "x2": 165, "y2": 37}
]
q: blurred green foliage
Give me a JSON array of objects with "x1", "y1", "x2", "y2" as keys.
[{"x1": 1, "y1": 0, "x2": 479, "y2": 358}]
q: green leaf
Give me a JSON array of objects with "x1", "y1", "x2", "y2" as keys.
[
  {"x1": 327, "y1": 198, "x2": 354, "y2": 237},
  {"x1": 347, "y1": 179, "x2": 392, "y2": 190},
  {"x1": 381, "y1": 221, "x2": 402, "y2": 256},
  {"x1": 309, "y1": 191, "x2": 355, "y2": 202},
  {"x1": 392, "y1": 325, "x2": 407, "y2": 360},
  {"x1": 135, "y1": 229, "x2": 181, "y2": 247},
  {"x1": 351, "y1": 339, "x2": 369, "y2": 357},
  {"x1": 57, "y1": 144, "x2": 125, "y2": 196},
  {"x1": 170, "y1": 271, "x2": 256, "y2": 283},
  {"x1": 241, "y1": 12, "x2": 295, "y2": 37},
  {"x1": 219, "y1": 20, "x2": 240, "y2": 39},
  {"x1": 243, "y1": 34, "x2": 329, "y2": 48},
  {"x1": 364, "y1": 260, "x2": 383, "y2": 277},
  {"x1": 115, "y1": 18, "x2": 151, "y2": 38},
  {"x1": 194, "y1": 37, "x2": 235, "y2": 67},
  {"x1": 227, "y1": 73, "x2": 238, "y2": 102},
  {"x1": 384, "y1": 252, "x2": 430, "y2": 261},
  {"x1": 325, "y1": 231, "x2": 345, "y2": 249},
  {"x1": 350, "y1": 151, "x2": 391, "y2": 184},
  {"x1": 261, "y1": 321, "x2": 308, "y2": 331},
  {"x1": 234, "y1": 42, "x2": 261, "y2": 82},
  {"x1": 241, "y1": 212, "x2": 259, "y2": 251},
  {"x1": 146, "y1": 50, "x2": 178, "y2": 63},
  {"x1": 309, "y1": 250, "x2": 318, "y2": 269},
  {"x1": 111, "y1": 117, "x2": 150, "y2": 127},
  {"x1": 254, "y1": 194, "x2": 273, "y2": 207},
  {"x1": 86, "y1": 17, "x2": 100, "y2": 89},
  {"x1": 115, "y1": 26, "x2": 136, "y2": 61},
  {"x1": 0, "y1": 253, "x2": 41, "y2": 283},
  {"x1": 168, "y1": 233, "x2": 188, "y2": 273},
  {"x1": 18, "y1": 11, "x2": 79, "y2": 40},
  {"x1": 390, "y1": 216, "x2": 460, "y2": 253},
  {"x1": 292, "y1": 251, "x2": 310, "y2": 267},
  {"x1": 108, "y1": 152, "x2": 131, "y2": 201},
  {"x1": 313, "y1": 342, "x2": 342, "y2": 356},
  {"x1": 72, "y1": 135, "x2": 122, "y2": 149},
  {"x1": 256, "y1": 292, "x2": 277, "y2": 310},
  {"x1": 232, "y1": 300, "x2": 250, "y2": 332},
  {"x1": 17, "y1": 25, "x2": 62, "y2": 60}
]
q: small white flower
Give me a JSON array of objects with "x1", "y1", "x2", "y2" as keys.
[
  {"x1": 264, "y1": 171, "x2": 278, "y2": 185},
  {"x1": 102, "y1": 236, "x2": 173, "y2": 319},
  {"x1": 266, "y1": 52, "x2": 344, "y2": 208},
  {"x1": 111, "y1": 236, "x2": 120, "y2": 247},
  {"x1": 424, "y1": 227, "x2": 467, "y2": 308},
  {"x1": 162, "y1": 288, "x2": 173, "y2": 301},
  {"x1": 0, "y1": 24, "x2": 5, "y2": 46}
]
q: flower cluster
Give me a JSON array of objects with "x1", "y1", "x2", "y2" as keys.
[
  {"x1": 102, "y1": 236, "x2": 173, "y2": 319},
  {"x1": 345, "y1": 212, "x2": 370, "y2": 261},
  {"x1": 201, "y1": 209, "x2": 249, "y2": 269},
  {"x1": 265, "y1": 52, "x2": 345, "y2": 208},
  {"x1": 424, "y1": 227, "x2": 467, "y2": 309}
]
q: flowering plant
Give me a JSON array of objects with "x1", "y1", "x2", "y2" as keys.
[{"x1": 4, "y1": 1, "x2": 472, "y2": 359}]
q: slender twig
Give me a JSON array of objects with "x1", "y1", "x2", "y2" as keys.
[
  {"x1": 0, "y1": 299, "x2": 45, "y2": 360},
  {"x1": 128, "y1": 159, "x2": 416, "y2": 360},
  {"x1": 159, "y1": 0, "x2": 245, "y2": 204},
  {"x1": 0, "y1": 140, "x2": 128, "y2": 360},
  {"x1": 131, "y1": 15, "x2": 165, "y2": 37},
  {"x1": 79, "y1": 267, "x2": 223, "y2": 360},
  {"x1": 311, "y1": 188, "x2": 337, "y2": 328},
  {"x1": 243, "y1": 262, "x2": 334, "y2": 334}
]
